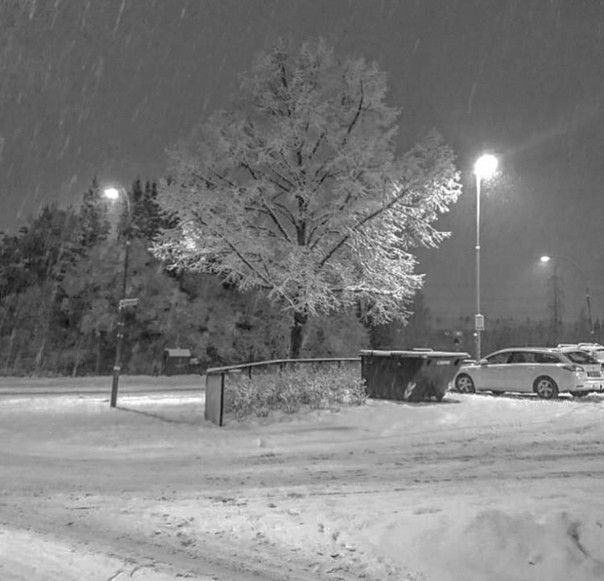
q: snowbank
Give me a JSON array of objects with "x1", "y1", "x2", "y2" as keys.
[{"x1": 0, "y1": 382, "x2": 603, "y2": 580}]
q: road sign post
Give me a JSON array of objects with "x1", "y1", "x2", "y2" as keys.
[{"x1": 474, "y1": 314, "x2": 484, "y2": 331}]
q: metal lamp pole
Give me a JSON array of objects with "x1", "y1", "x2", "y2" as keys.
[
  {"x1": 104, "y1": 187, "x2": 133, "y2": 408},
  {"x1": 111, "y1": 234, "x2": 131, "y2": 407},
  {"x1": 475, "y1": 172, "x2": 482, "y2": 361},
  {"x1": 551, "y1": 261, "x2": 562, "y2": 344},
  {"x1": 473, "y1": 154, "x2": 498, "y2": 361}
]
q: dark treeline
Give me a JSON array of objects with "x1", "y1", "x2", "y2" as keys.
[
  {"x1": 0, "y1": 179, "x2": 595, "y2": 376},
  {"x1": 0, "y1": 179, "x2": 370, "y2": 376},
  {"x1": 370, "y1": 291, "x2": 600, "y2": 356}
]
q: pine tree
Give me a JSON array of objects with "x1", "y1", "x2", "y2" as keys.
[
  {"x1": 128, "y1": 178, "x2": 177, "y2": 241},
  {"x1": 0, "y1": 204, "x2": 80, "y2": 371},
  {"x1": 78, "y1": 178, "x2": 111, "y2": 250}
]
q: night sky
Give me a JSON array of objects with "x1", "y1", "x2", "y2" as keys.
[{"x1": 2, "y1": 0, "x2": 604, "y2": 327}]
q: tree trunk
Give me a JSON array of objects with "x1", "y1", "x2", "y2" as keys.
[
  {"x1": 34, "y1": 338, "x2": 47, "y2": 374},
  {"x1": 289, "y1": 310, "x2": 308, "y2": 359},
  {"x1": 4, "y1": 327, "x2": 17, "y2": 373}
]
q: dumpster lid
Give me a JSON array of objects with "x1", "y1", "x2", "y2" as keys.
[
  {"x1": 360, "y1": 349, "x2": 470, "y2": 359},
  {"x1": 164, "y1": 348, "x2": 191, "y2": 357}
]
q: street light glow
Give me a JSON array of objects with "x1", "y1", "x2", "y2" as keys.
[
  {"x1": 539, "y1": 255, "x2": 552, "y2": 264},
  {"x1": 104, "y1": 187, "x2": 120, "y2": 200},
  {"x1": 473, "y1": 154, "x2": 498, "y2": 180}
]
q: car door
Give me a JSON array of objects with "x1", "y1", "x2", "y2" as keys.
[
  {"x1": 504, "y1": 350, "x2": 536, "y2": 392},
  {"x1": 476, "y1": 351, "x2": 511, "y2": 390},
  {"x1": 532, "y1": 351, "x2": 564, "y2": 391}
]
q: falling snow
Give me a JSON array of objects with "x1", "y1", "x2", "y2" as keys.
[
  {"x1": 2, "y1": 4, "x2": 604, "y2": 576},
  {"x1": 1, "y1": 1, "x2": 603, "y2": 321}
]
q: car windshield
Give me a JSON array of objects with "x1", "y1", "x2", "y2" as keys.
[{"x1": 564, "y1": 350, "x2": 598, "y2": 365}]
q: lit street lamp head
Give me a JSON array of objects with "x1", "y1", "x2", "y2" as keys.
[
  {"x1": 104, "y1": 187, "x2": 120, "y2": 200},
  {"x1": 473, "y1": 154, "x2": 498, "y2": 180},
  {"x1": 540, "y1": 255, "x2": 552, "y2": 264}
]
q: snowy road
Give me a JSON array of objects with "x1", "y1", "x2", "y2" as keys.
[
  {"x1": 0, "y1": 374, "x2": 204, "y2": 397},
  {"x1": 1, "y1": 378, "x2": 603, "y2": 580}
]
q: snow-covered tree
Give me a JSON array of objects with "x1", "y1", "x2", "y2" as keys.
[{"x1": 154, "y1": 39, "x2": 461, "y2": 358}]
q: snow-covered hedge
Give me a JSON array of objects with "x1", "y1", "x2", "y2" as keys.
[{"x1": 223, "y1": 367, "x2": 367, "y2": 419}]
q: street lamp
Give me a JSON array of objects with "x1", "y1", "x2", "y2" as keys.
[
  {"x1": 539, "y1": 255, "x2": 594, "y2": 342},
  {"x1": 104, "y1": 186, "x2": 133, "y2": 408},
  {"x1": 473, "y1": 153, "x2": 498, "y2": 361}
]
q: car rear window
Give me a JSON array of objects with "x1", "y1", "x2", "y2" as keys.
[{"x1": 564, "y1": 350, "x2": 598, "y2": 364}]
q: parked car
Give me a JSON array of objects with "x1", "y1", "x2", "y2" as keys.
[
  {"x1": 453, "y1": 347, "x2": 604, "y2": 399},
  {"x1": 577, "y1": 343, "x2": 604, "y2": 366},
  {"x1": 556, "y1": 343, "x2": 604, "y2": 368}
]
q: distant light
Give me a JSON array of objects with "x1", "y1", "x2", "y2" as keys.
[
  {"x1": 540, "y1": 255, "x2": 552, "y2": 264},
  {"x1": 104, "y1": 187, "x2": 120, "y2": 200},
  {"x1": 473, "y1": 154, "x2": 498, "y2": 180}
]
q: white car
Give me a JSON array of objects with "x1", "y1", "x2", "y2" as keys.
[
  {"x1": 453, "y1": 347, "x2": 604, "y2": 399},
  {"x1": 577, "y1": 343, "x2": 604, "y2": 366},
  {"x1": 557, "y1": 343, "x2": 604, "y2": 369}
]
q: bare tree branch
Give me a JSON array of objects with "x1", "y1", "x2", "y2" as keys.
[
  {"x1": 205, "y1": 222, "x2": 276, "y2": 289},
  {"x1": 318, "y1": 186, "x2": 410, "y2": 269},
  {"x1": 345, "y1": 81, "x2": 364, "y2": 136},
  {"x1": 309, "y1": 130, "x2": 326, "y2": 159}
]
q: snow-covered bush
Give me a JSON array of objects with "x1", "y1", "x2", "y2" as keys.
[{"x1": 224, "y1": 366, "x2": 366, "y2": 419}]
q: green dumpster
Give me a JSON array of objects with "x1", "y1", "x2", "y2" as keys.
[{"x1": 360, "y1": 349, "x2": 470, "y2": 402}]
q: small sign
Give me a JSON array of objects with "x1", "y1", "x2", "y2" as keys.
[
  {"x1": 119, "y1": 297, "x2": 140, "y2": 309},
  {"x1": 475, "y1": 314, "x2": 485, "y2": 331}
]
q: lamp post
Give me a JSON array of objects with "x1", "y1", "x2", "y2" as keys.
[
  {"x1": 104, "y1": 186, "x2": 133, "y2": 408},
  {"x1": 473, "y1": 153, "x2": 498, "y2": 361},
  {"x1": 539, "y1": 255, "x2": 594, "y2": 342}
]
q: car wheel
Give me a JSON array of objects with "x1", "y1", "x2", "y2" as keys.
[
  {"x1": 455, "y1": 373, "x2": 475, "y2": 393},
  {"x1": 534, "y1": 376, "x2": 558, "y2": 399}
]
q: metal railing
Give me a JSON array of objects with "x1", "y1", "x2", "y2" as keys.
[{"x1": 204, "y1": 357, "x2": 360, "y2": 426}]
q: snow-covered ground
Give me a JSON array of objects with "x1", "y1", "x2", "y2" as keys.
[{"x1": 1, "y1": 376, "x2": 603, "y2": 580}]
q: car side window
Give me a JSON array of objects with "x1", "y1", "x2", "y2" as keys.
[
  {"x1": 486, "y1": 352, "x2": 511, "y2": 364},
  {"x1": 534, "y1": 353, "x2": 561, "y2": 364},
  {"x1": 509, "y1": 352, "x2": 528, "y2": 363}
]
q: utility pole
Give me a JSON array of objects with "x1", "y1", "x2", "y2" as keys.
[
  {"x1": 540, "y1": 254, "x2": 594, "y2": 342},
  {"x1": 549, "y1": 263, "x2": 563, "y2": 345},
  {"x1": 585, "y1": 286, "x2": 595, "y2": 340}
]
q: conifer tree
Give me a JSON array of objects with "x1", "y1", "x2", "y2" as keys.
[
  {"x1": 128, "y1": 179, "x2": 177, "y2": 241},
  {"x1": 78, "y1": 177, "x2": 111, "y2": 249}
]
